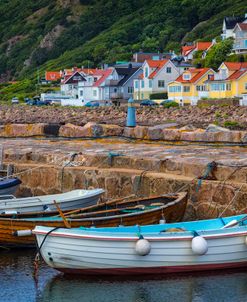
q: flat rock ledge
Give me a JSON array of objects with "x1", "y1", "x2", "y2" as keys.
[{"x1": 1, "y1": 122, "x2": 247, "y2": 143}]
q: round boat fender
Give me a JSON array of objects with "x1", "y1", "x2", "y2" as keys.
[
  {"x1": 191, "y1": 234, "x2": 208, "y2": 255},
  {"x1": 135, "y1": 235, "x2": 151, "y2": 256}
]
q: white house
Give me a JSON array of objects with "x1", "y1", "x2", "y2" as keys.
[
  {"x1": 78, "y1": 68, "x2": 115, "y2": 103},
  {"x1": 133, "y1": 59, "x2": 181, "y2": 100},
  {"x1": 60, "y1": 71, "x2": 86, "y2": 98},
  {"x1": 222, "y1": 15, "x2": 247, "y2": 40},
  {"x1": 232, "y1": 22, "x2": 247, "y2": 54}
]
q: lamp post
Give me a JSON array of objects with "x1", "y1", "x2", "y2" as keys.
[{"x1": 126, "y1": 97, "x2": 136, "y2": 127}]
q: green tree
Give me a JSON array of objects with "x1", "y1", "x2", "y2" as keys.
[{"x1": 204, "y1": 38, "x2": 233, "y2": 70}]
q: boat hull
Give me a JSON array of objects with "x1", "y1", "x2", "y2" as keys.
[
  {"x1": 0, "y1": 184, "x2": 20, "y2": 196},
  {"x1": 0, "y1": 189, "x2": 104, "y2": 214},
  {"x1": 0, "y1": 193, "x2": 187, "y2": 247},
  {"x1": 34, "y1": 217, "x2": 247, "y2": 275}
]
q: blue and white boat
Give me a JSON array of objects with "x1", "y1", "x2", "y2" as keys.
[
  {"x1": 33, "y1": 214, "x2": 247, "y2": 275},
  {"x1": 0, "y1": 177, "x2": 21, "y2": 196}
]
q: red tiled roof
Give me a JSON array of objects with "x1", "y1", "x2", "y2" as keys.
[
  {"x1": 45, "y1": 71, "x2": 61, "y2": 81},
  {"x1": 224, "y1": 62, "x2": 247, "y2": 70},
  {"x1": 227, "y1": 69, "x2": 247, "y2": 80},
  {"x1": 93, "y1": 68, "x2": 113, "y2": 87},
  {"x1": 175, "y1": 68, "x2": 212, "y2": 83},
  {"x1": 238, "y1": 23, "x2": 247, "y2": 31},
  {"x1": 196, "y1": 42, "x2": 213, "y2": 51},
  {"x1": 182, "y1": 45, "x2": 195, "y2": 56},
  {"x1": 145, "y1": 59, "x2": 168, "y2": 79}
]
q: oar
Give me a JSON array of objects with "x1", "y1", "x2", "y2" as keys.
[
  {"x1": 53, "y1": 200, "x2": 71, "y2": 229},
  {"x1": 221, "y1": 215, "x2": 247, "y2": 229}
]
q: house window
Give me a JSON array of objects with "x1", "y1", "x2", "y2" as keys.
[
  {"x1": 158, "y1": 80, "x2": 165, "y2": 88},
  {"x1": 128, "y1": 87, "x2": 134, "y2": 93},
  {"x1": 183, "y1": 74, "x2": 191, "y2": 80},
  {"x1": 141, "y1": 93, "x2": 144, "y2": 99},
  {"x1": 168, "y1": 86, "x2": 181, "y2": 93},
  {"x1": 69, "y1": 84, "x2": 72, "y2": 90},
  {"x1": 141, "y1": 80, "x2": 144, "y2": 88},
  {"x1": 80, "y1": 90, "x2": 83, "y2": 96},
  {"x1": 245, "y1": 83, "x2": 247, "y2": 90},
  {"x1": 114, "y1": 88, "x2": 117, "y2": 93},
  {"x1": 196, "y1": 85, "x2": 207, "y2": 91},
  {"x1": 211, "y1": 83, "x2": 226, "y2": 91},
  {"x1": 134, "y1": 81, "x2": 139, "y2": 89},
  {"x1": 166, "y1": 67, "x2": 171, "y2": 73},
  {"x1": 183, "y1": 86, "x2": 190, "y2": 92},
  {"x1": 93, "y1": 90, "x2": 97, "y2": 96},
  {"x1": 226, "y1": 83, "x2": 231, "y2": 91},
  {"x1": 94, "y1": 77, "x2": 97, "y2": 82},
  {"x1": 149, "y1": 80, "x2": 152, "y2": 88},
  {"x1": 145, "y1": 67, "x2": 148, "y2": 77}
]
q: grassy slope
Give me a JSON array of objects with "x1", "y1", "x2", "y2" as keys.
[{"x1": 0, "y1": 0, "x2": 246, "y2": 101}]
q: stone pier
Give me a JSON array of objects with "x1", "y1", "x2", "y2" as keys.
[{"x1": 1, "y1": 137, "x2": 247, "y2": 221}]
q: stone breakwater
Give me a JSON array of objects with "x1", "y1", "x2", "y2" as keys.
[
  {"x1": 1, "y1": 122, "x2": 247, "y2": 144},
  {"x1": 0, "y1": 105, "x2": 247, "y2": 128},
  {"x1": 1, "y1": 138, "x2": 247, "y2": 221}
]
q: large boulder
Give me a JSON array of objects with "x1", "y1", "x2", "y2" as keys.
[
  {"x1": 206, "y1": 124, "x2": 230, "y2": 132},
  {"x1": 59, "y1": 122, "x2": 104, "y2": 137},
  {"x1": 101, "y1": 124, "x2": 123, "y2": 137},
  {"x1": 0, "y1": 123, "x2": 46, "y2": 137},
  {"x1": 147, "y1": 123, "x2": 178, "y2": 140}
]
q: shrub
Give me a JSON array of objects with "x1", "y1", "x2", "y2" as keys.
[
  {"x1": 223, "y1": 121, "x2": 239, "y2": 128},
  {"x1": 150, "y1": 92, "x2": 168, "y2": 100},
  {"x1": 163, "y1": 101, "x2": 179, "y2": 108}
]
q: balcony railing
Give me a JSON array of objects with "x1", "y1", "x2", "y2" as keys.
[{"x1": 110, "y1": 92, "x2": 123, "y2": 99}]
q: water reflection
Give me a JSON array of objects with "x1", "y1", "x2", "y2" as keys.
[
  {"x1": 37, "y1": 270, "x2": 247, "y2": 302},
  {"x1": 0, "y1": 249, "x2": 247, "y2": 302}
]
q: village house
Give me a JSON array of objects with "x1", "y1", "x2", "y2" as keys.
[
  {"x1": 168, "y1": 68, "x2": 215, "y2": 106},
  {"x1": 110, "y1": 64, "x2": 142, "y2": 102},
  {"x1": 78, "y1": 64, "x2": 142, "y2": 104},
  {"x1": 181, "y1": 41, "x2": 215, "y2": 61},
  {"x1": 221, "y1": 15, "x2": 247, "y2": 40},
  {"x1": 60, "y1": 71, "x2": 86, "y2": 98},
  {"x1": 78, "y1": 68, "x2": 114, "y2": 103},
  {"x1": 131, "y1": 51, "x2": 176, "y2": 63},
  {"x1": 45, "y1": 71, "x2": 62, "y2": 83},
  {"x1": 232, "y1": 22, "x2": 247, "y2": 54},
  {"x1": 207, "y1": 62, "x2": 247, "y2": 99},
  {"x1": 133, "y1": 59, "x2": 181, "y2": 100}
]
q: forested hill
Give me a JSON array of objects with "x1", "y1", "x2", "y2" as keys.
[{"x1": 0, "y1": 0, "x2": 246, "y2": 80}]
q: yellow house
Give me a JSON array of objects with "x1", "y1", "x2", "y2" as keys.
[
  {"x1": 168, "y1": 68, "x2": 215, "y2": 105},
  {"x1": 208, "y1": 62, "x2": 247, "y2": 99}
]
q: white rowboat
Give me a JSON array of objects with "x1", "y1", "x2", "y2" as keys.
[
  {"x1": 0, "y1": 189, "x2": 104, "y2": 214},
  {"x1": 33, "y1": 214, "x2": 247, "y2": 275}
]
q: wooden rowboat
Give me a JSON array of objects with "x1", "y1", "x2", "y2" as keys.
[
  {"x1": 33, "y1": 214, "x2": 247, "y2": 275},
  {"x1": 0, "y1": 192, "x2": 187, "y2": 247}
]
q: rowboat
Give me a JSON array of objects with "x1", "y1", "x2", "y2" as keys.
[
  {"x1": 0, "y1": 177, "x2": 21, "y2": 196},
  {"x1": 33, "y1": 214, "x2": 247, "y2": 275},
  {"x1": 0, "y1": 189, "x2": 104, "y2": 215},
  {"x1": 0, "y1": 192, "x2": 187, "y2": 247}
]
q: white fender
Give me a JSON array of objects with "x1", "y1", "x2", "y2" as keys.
[
  {"x1": 191, "y1": 236, "x2": 208, "y2": 255},
  {"x1": 135, "y1": 238, "x2": 151, "y2": 256},
  {"x1": 13, "y1": 229, "x2": 32, "y2": 237}
]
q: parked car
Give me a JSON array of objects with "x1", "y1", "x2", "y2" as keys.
[
  {"x1": 140, "y1": 99, "x2": 157, "y2": 107},
  {"x1": 11, "y1": 97, "x2": 19, "y2": 104},
  {"x1": 85, "y1": 101, "x2": 100, "y2": 107}
]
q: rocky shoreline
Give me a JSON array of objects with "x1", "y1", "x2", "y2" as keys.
[{"x1": 0, "y1": 105, "x2": 247, "y2": 129}]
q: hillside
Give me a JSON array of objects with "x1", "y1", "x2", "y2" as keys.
[{"x1": 0, "y1": 0, "x2": 246, "y2": 83}]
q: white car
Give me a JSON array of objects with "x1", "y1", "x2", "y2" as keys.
[{"x1": 11, "y1": 97, "x2": 19, "y2": 104}]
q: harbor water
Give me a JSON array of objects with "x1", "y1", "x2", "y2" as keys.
[{"x1": 0, "y1": 249, "x2": 247, "y2": 302}]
